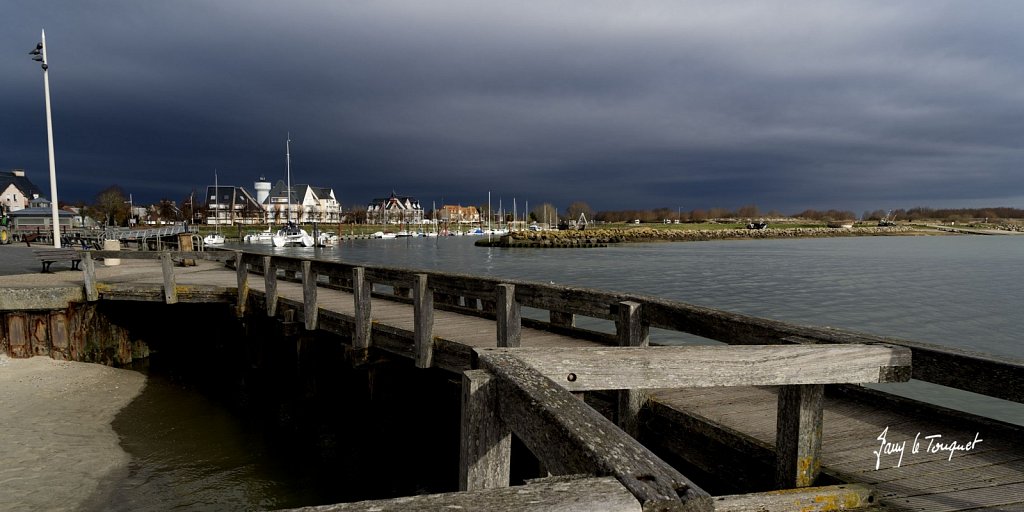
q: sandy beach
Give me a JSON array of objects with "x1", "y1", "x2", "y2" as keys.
[{"x1": 0, "y1": 354, "x2": 145, "y2": 512}]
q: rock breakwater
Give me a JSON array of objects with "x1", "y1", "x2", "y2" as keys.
[{"x1": 475, "y1": 225, "x2": 917, "y2": 247}]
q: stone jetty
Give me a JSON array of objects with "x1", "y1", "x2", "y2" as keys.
[{"x1": 476, "y1": 225, "x2": 918, "y2": 247}]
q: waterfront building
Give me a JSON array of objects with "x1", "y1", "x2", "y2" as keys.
[
  {"x1": 7, "y1": 197, "x2": 74, "y2": 231},
  {"x1": 437, "y1": 204, "x2": 481, "y2": 224},
  {"x1": 0, "y1": 169, "x2": 44, "y2": 214},
  {"x1": 263, "y1": 180, "x2": 341, "y2": 225},
  {"x1": 366, "y1": 192, "x2": 424, "y2": 225},
  {"x1": 205, "y1": 184, "x2": 265, "y2": 226}
]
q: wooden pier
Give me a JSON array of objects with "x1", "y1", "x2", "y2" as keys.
[{"x1": 2, "y1": 248, "x2": 1023, "y2": 511}]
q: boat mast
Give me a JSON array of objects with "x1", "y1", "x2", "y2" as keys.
[{"x1": 286, "y1": 134, "x2": 292, "y2": 224}]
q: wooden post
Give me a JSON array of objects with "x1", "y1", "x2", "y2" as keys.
[
  {"x1": 496, "y1": 284, "x2": 521, "y2": 348},
  {"x1": 7, "y1": 313, "x2": 29, "y2": 358},
  {"x1": 177, "y1": 233, "x2": 195, "y2": 266},
  {"x1": 550, "y1": 310, "x2": 574, "y2": 328},
  {"x1": 160, "y1": 252, "x2": 177, "y2": 304},
  {"x1": 352, "y1": 267, "x2": 371, "y2": 350},
  {"x1": 616, "y1": 301, "x2": 648, "y2": 438},
  {"x1": 30, "y1": 310, "x2": 50, "y2": 357},
  {"x1": 302, "y1": 260, "x2": 318, "y2": 330},
  {"x1": 264, "y1": 256, "x2": 278, "y2": 317},
  {"x1": 459, "y1": 369, "x2": 511, "y2": 491},
  {"x1": 48, "y1": 311, "x2": 69, "y2": 360},
  {"x1": 235, "y1": 251, "x2": 248, "y2": 316},
  {"x1": 776, "y1": 384, "x2": 825, "y2": 489},
  {"x1": 83, "y1": 252, "x2": 98, "y2": 301},
  {"x1": 413, "y1": 273, "x2": 434, "y2": 368}
]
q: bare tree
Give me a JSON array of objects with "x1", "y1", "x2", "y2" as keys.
[
  {"x1": 531, "y1": 203, "x2": 558, "y2": 226},
  {"x1": 93, "y1": 186, "x2": 128, "y2": 226},
  {"x1": 564, "y1": 201, "x2": 595, "y2": 222},
  {"x1": 156, "y1": 199, "x2": 178, "y2": 223},
  {"x1": 737, "y1": 204, "x2": 760, "y2": 218}
]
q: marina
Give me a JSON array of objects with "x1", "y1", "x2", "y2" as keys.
[{"x1": 0, "y1": 235, "x2": 1022, "y2": 510}]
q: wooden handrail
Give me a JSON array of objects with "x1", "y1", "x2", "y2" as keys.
[
  {"x1": 486, "y1": 345, "x2": 911, "y2": 392},
  {"x1": 477, "y1": 344, "x2": 910, "y2": 490}
]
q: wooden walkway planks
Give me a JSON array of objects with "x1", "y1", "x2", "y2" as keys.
[
  {"x1": 90, "y1": 259, "x2": 1024, "y2": 511},
  {"x1": 650, "y1": 386, "x2": 1024, "y2": 511}
]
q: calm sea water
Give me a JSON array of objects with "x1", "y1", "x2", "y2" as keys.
[
  {"x1": 91, "y1": 234, "x2": 1023, "y2": 510},
  {"x1": 287, "y1": 234, "x2": 1024, "y2": 424},
  {"x1": 307, "y1": 234, "x2": 1022, "y2": 354}
]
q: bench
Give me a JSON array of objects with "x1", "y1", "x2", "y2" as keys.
[{"x1": 31, "y1": 248, "x2": 84, "y2": 273}]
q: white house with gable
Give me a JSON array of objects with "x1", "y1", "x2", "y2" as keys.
[{"x1": 263, "y1": 180, "x2": 341, "y2": 224}]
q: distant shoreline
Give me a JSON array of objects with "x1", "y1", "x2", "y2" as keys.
[{"x1": 475, "y1": 225, "x2": 948, "y2": 248}]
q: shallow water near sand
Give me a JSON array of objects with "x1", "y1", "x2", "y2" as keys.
[{"x1": 85, "y1": 234, "x2": 1023, "y2": 510}]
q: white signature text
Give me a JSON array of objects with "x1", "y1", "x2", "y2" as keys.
[{"x1": 873, "y1": 426, "x2": 983, "y2": 469}]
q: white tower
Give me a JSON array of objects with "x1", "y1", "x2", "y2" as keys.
[{"x1": 254, "y1": 175, "x2": 271, "y2": 205}]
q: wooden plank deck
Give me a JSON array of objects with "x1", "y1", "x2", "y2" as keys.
[
  {"x1": 650, "y1": 386, "x2": 1024, "y2": 511},
  {"x1": 91, "y1": 258, "x2": 1024, "y2": 511}
]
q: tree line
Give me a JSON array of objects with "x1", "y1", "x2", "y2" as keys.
[
  {"x1": 72, "y1": 186, "x2": 194, "y2": 227},
  {"x1": 574, "y1": 204, "x2": 1024, "y2": 224}
]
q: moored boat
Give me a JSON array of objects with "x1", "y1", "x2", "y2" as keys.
[
  {"x1": 244, "y1": 226, "x2": 275, "y2": 243},
  {"x1": 271, "y1": 221, "x2": 314, "y2": 247}
]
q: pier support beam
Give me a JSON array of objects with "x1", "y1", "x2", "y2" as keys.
[
  {"x1": 264, "y1": 256, "x2": 278, "y2": 317},
  {"x1": 496, "y1": 284, "x2": 520, "y2": 348},
  {"x1": 352, "y1": 267, "x2": 372, "y2": 350},
  {"x1": 776, "y1": 384, "x2": 824, "y2": 489},
  {"x1": 459, "y1": 369, "x2": 511, "y2": 491},
  {"x1": 615, "y1": 301, "x2": 648, "y2": 438},
  {"x1": 413, "y1": 273, "x2": 434, "y2": 368},
  {"x1": 302, "y1": 260, "x2": 318, "y2": 330},
  {"x1": 235, "y1": 251, "x2": 248, "y2": 316}
]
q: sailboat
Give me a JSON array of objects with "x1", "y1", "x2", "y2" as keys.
[
  {"x1": 203, "y1": 170, "x2": 225, "y2": 245},
  {"x1": 272, "y1": 135, "x2": 314, "y2": 248}
]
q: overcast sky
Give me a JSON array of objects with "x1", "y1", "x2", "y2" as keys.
[{"x1": 3, "y1": 1, "x2": 1023, "y2": 215}]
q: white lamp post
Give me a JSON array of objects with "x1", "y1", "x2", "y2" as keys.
[{"x1": 30, "y1": 29, "x2": 61, "y2": 248}]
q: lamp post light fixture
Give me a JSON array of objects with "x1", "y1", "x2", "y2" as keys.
[{"x1": 30, "y1": 29, "x2": 61, "y2": 248}]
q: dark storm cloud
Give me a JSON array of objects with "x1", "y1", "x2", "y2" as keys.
[{"x1": 3, "y1": 1, "x2": 1023, "y2": 214}]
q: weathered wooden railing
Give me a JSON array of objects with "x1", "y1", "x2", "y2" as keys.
[
  {"x1": 81, "y1": 250, "x2": 236, "y2": 303},
  {"x1": 81, "y1": 248, "x2": 1024, "y2": 404},
  {"x1": 461, "y1": 345, "x2": 907, "y2": 511},
  {"x1": 76, "y1": 249, "x2": 1023, "y2": 509},
  {"x1": 79, "y1": 245, "x2": 1024, "y2": 401}
]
